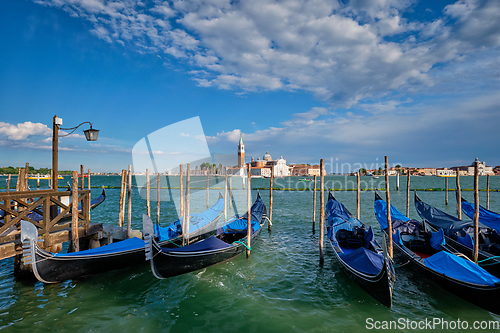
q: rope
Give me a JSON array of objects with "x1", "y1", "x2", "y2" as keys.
[
  {"x1": 453, "y1": 252, "x2": 473, "y2": 262},
  {"x1": 393, "y1": 260, "x2": 411, "y2": 268},
  {"x1": 233, "y1": 240, "x2": 251, "y2": 251},
  {"x1": 161, "y1": 236, "x2": 182, "y2": 247},
  {"x1": 477, "y1": 256, "x2": 500, "y2": 265},
  {"x1": 266, "y1": 216, "x2": 272, "y2": 226}
]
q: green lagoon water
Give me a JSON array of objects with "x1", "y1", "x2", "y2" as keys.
[{"x1": 0, "y1": 175, "x2": 499, "y2": 332}]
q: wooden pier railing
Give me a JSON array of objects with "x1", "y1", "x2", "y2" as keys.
[{"x1": 0, "y1": 188, "x2": 101, "y2": 260}]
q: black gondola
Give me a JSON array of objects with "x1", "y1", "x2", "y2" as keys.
[
  {"x1": 461, "y1": 196, "x2": 500, "y2": 235},
  {"x1": 414, "y1": 192, "x2": 500, "y2": 277},
  {"x1": 375, "y1": 192, "x2": 500, "y2": 315},
  {"x1": 21, "y1": 195, "x2": 225, "y2": 283},
  {"x1": 144, "y1": 193, "x2": 267, "y2": 279},
  {"x1": 326, "y1": 192, "x2": 394, "y2": 307}
]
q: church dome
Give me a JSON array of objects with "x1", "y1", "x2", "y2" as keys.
[{"x1": 263, "y1": 151, "x2": 272, "y2": 161}]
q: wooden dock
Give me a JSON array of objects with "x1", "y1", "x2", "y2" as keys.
[{"x1": 0, "y1": 188, "x2": 102, "y2": 263}]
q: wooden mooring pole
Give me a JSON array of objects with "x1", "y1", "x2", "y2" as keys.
[
  {"x1": 80, "y1": 165, "x2": 84, "y2": 190},
  {"x1": 88, "y1": 169, "x2": 91, "y2": 190},
  {"x1": 118, "y1": 169, "x2": 126, "y2": 227},
  {"x1": 312, "y1": 175, "x2": 317, "y2": 232},
  {"x1": 224, "y1": 169, "x2": 228, "y2": 221},
  {"x1": 319, "y1": 159, "x2": 325, "y2": 264},
  {"x1": 71, "y1": 171, "x2": 79, "y2": 252},
  {"x1": 406, "y1": 172, "x2": 411, "y2": 218},
  {"x1": 207, "y1": 171, "x2": 209, "y2": 208},
  {"x1": 356, "y1": 172, "x2": 360, "y2": 219},
  {"x1": 246, "y1": 163, "x2": 252, "y2": 258},
  {"x1": 127, "y1": 165, "x2": 132, "y2": 238},
  {"x1": 473, "y1": 161, "x2": 479, "y2": 263},
  {"x1": 157, "y1": 173, "x2": 161, "y2": 224},
  {"x1": 6, "y1": 174, "x2": 11, "y2": 193},
  {"x1": 396, "y1": 171, "x2": 399, "y2": 191},
  {"x1": 445, "y1": 177, "x2": 448, "y2": 205},
  {"x1": 229, "y1": 176, "x2": 232, "y2": 215},
  {"x1": 385, "y1": 156, "x2": 393, "y2": 259},
  {"x1": 269, "y1": 165, "x2": 274, "y2": 231},
  {"x1": 486, "y1": 175, "x2": 490, "y2": 210},
  {"x1": 25, "y1": 162, "x2": 29, "y2": 190},
  {"x1": 146, "y1": 169, "x2": 151, "y2": 217},
  {"x1": 180, "y1": 164, "x2": 184, "y2": 223},
  {"x1": 185, "y1": 164, "x2": 190, "y2": 245},
  {"x1": 456, "y1": 167, "x2": 462, "y2": 220}
]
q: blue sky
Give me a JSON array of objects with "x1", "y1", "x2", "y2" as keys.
[{"x1": 0, "y1": 0, "x2": 499, "y2": 173}]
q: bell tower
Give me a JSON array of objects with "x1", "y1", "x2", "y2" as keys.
[{"x1": 238, "y1": 134, "x2": 245, "y2": 167}]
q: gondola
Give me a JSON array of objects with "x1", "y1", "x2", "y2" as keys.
[
  {"x1": 414, "y1": 192, "x2": 500, "y2": 277},
  {"x1": 326, "y1": 192, "x2": 394, "y2": 307},
  {"x1": 461, "y1": 197, "x2": 500, "y2": 232},
  {"x1": 144, "y1": 192, "x2": 267, "y2": 279},
  {"x1": 21, "y1": 194, "x2": 225, "y2": 283},
  {"x1": 375, "y1": 192, "x2": 500, "y2": 314}
]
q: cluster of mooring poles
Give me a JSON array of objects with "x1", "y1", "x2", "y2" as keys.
[
  {"x1": 127, "y1": 163, "x2": 275, "y2": 257},
  {"x1": 312, "y1": 156, "x2": 486, "y2": 265}
]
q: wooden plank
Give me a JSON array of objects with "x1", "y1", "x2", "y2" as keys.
[
  {"x1": 0, "y1": 189, "x2": 55, "y2": 200},
  {"x1": 0, "y1": 223, "x2": 104, "y2": 260},
  {"x1": 0, "y1": 196, "x2": 47, "y2": 234}
]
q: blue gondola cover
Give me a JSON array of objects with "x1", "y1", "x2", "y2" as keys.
[
  {"x1": 424, "y1": 251, "x2": 500, "y2": 286},
  {"x1": 54, "y1": 237, "x2": 145, "y2": 257},
  {"x1": 374, "y1": 198, "x2": 410, "y2": 230},
  {"x1": 430, "y1": 229, "x2": 445, "y2": 251},
  {"x1": 462, "y1": 200, "x2": 500, "y2": 233},
  {"x1": 339, "y1": 247, "x2": 384, "y2": 276}
]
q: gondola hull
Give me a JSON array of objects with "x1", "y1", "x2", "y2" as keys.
[
  {"x1": 328, "y1": 241, "x2": 394, "y2": 308},
  {"x1": 423, "y1": 224, "x2": 500, "y2": 278},
  {"x1": 22, "y1": 197, "x2": 224, "y2": 283},
  {"x1": 30, "y1": 245, "x2": 146, "y2": 283},
  {"x1": 146, "y1": 193, "x2": 267, "y2": 280},
  {"x1": 387, "y1": 230, "x2": 500, "y2": 315},
  {"x1": 414, "y1": 193, "x2": 500, "y2": 277},
  {"x1": 150, "y1": 228, "x2": 262, "y2": 279},
  {"x1": 326, "y1": 192, "x2": 394, "y2": 307}
]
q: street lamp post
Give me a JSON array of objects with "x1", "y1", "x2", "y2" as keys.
[{"x1": 51, "y1": 115, "x2": 99, "y2": 191}]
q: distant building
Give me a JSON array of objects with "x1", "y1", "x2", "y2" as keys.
[
  {"x1": 415, "y1": 168, "x2": 436, "y2": 176},
  {"x1": 451, "y1": 158, "x2": 494, "y2": 176},
  {"x1": 250, "y1": 152, "x2": 291, "y2": 177},
  {"x1": 436, "y1": 168, "x2": 456, "y2": 176},
  {"x1": 237, "y1": 134, "x2": 245, "y2": 168}
]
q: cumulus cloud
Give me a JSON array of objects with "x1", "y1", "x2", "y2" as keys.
[
  {"x1": 33, "y1": 0, "x2": 500, "y2": 107},
  {"x1": 0, "y1": 121, "x2": 51, "y2": 140}
]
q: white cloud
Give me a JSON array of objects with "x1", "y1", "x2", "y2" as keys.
[
  {"x1": 0, "y1": 121, "x2": 51, "y2": 140},
  {"x1": 33, "y1": 0, "x2": 500, "y2": 108}
]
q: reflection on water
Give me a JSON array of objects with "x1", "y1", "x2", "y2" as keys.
[{"x1": 0, "y1": 175, "x2": 499, "y2": 331}]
